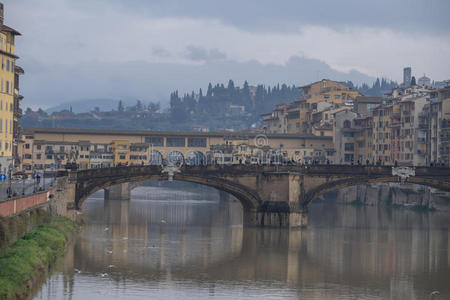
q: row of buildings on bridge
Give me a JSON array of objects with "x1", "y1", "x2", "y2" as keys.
[
  {"x1": 261, "y1": 78, "x2": 450, "y2": 166},
  {"x1": 16, "y1": 128, "x2": 334, "y2": 177}
]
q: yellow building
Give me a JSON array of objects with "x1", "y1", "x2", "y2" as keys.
[
  {"x1": 130, "y1": 143, "x2": 149, "y2": 165},
  {"x1": 0, "y1": 3, "x2": 21, "y2": 173},
  {"x1": 112, "y1": 140, "x2": 130, "y2": 166},
  {"x1": 301, "y1": 79, "x2": 361, "y2": 105}
]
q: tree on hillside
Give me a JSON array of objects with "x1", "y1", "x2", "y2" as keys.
[{"x1": 118, "y1": 100, "x2": 124, "y2": 112}]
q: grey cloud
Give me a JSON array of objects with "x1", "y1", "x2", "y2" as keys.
[
  {"x1": 185, "y1": 46, "x2": 226, "y2": 62},
  {"x1": 97, "y1": 0, "x2": 449, "y2": 35},
  {"x1": 152, "y1": 46, "x2": 171, "y2": 58}
]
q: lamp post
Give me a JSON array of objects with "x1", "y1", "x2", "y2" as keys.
[
  {"x1": 32, "y1": 165, "x2": 36, "y2": 193},
  {"x1": 7, "y1": 164, "x2": 12, "y2": 198},
  {"x1": 22, "y1": 173, "x2": 25, "y2": 195}
]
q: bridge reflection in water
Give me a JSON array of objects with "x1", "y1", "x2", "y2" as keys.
[{"x1": 33, "y1": 183, "x2": 450, "y2": 300}]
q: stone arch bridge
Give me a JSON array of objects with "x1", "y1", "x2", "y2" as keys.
[{"x1": 55, "y1": 165, "x2": 450, "y2": 227}]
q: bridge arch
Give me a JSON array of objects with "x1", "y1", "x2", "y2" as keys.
[{"x1": 74, "y1": 170, "x2": 261, "y2": 214}]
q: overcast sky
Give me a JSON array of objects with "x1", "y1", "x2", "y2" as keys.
[{"x1": 3, "y1": 0, "x2": 450, "y2": 108}]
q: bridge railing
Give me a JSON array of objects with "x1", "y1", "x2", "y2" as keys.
[{"x1": 66, "y1": 164, "x2": 448, "y2": 182}]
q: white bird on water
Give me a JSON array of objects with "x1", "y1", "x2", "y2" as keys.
[{"x1": 429, "y1": 291, "x2": 440, "y2": 299}]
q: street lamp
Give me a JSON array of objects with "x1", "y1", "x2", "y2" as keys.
[{"x1": 7, "y1": 164, "x2": 12, "y2": 198}]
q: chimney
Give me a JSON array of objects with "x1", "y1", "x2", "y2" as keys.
[{"x1": 0, "y1": 3, "x2": 3, "y2": 25}]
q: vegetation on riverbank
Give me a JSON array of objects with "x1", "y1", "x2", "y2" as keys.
[
  {"x1": 0, "y1": 217, "x2": 78, "y2": 300},
  {"x1": 0, "y1": 208, "x2": 51, "y2": 254}
]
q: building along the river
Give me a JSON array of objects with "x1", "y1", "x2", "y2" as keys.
[{"x1": 0, "y1": 3, "x2": 22, "y2": 173}]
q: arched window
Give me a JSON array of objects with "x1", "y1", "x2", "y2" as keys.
[{"x1": 343, "y1": 120, "x2": 351, "y2": 128}]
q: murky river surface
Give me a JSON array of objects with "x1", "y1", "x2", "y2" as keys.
[{"x1": 32, "y1": 184, "x2": 450, "y2": 300}]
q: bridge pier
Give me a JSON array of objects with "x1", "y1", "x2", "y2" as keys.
[
  {"x1": 255, "y1": 202, "x2": 308, "y2": 228},
  {"x1": 104, "y1": 183, "x2": 131, "y2": 201}
]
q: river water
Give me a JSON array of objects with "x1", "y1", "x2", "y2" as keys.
[{"x1": 32, "y1": 183, "x2": 450, "y2": 300}]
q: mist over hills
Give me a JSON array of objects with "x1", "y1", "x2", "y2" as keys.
[{"x1": 23, "y1": 56, "x2": 375, "y2": 111}]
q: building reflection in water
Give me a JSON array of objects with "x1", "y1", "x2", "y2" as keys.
[{"x1": 32, "y1": 183, "x2": 450, "y2": 300}]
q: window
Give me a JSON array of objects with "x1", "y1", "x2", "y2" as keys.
[
  {"x1": 166, "y1": 137, "x2": 185, "y2": 147},
  {"x1": 9, "y1": 120, "x2": 11, "y2": 134},
  {"x1": 344, "y1": 143, "x2": 354, "y2": 151},
  {"x1": 343, "y1": 120, "x2": 351, "y2": 128},
  {"x1": 24, "y1": 154, "x2": 32, "y2": 159},
  {"x1": 344, "y1": 132, "x2": 354, "y2": 137},
  {"x1": 25, "y1": 143, "x2": 30, "y2": 149},
  {"x1": 5, "y1": 142, "x2": 8, "y2": 150},
  {"x1": 36, "y1": 154, "x2": 41, "y2": 159},
  {"x1": 36, "y1": 145, "x2": 42, "y2": 150},
  {"x1": 10, "y1": 103, "x2": 12, "y2": 111},
  {"x1": 0, "y1": 118, "x2": 2, "y2": 132},
  {"x1": 5, "y1": 81, "x2": 8, "y2": 94},
  {"x1": 145, "y1": 136, "x2": 164, "y2": 146},
  {"x1": 46, "y1": 155, "x2": 52, "y2": 160},
  {"x1": 119, "y1": 155, "x2": 126, "y2": 159},
  {"x1": 60, "y1": 146, "x2": 65, "y2": 152},
  {"x1": 344, "y1": 154, "x2": 354, "y2": 162},
  {"x1": 188, "y1": 137, "x2": 206, "y2": 147},
  {"x1": 6, "y1": 60, "x2": 9, "y2": 72}
]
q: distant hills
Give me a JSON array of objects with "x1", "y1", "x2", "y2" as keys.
[
  {"x1": 21, "y1": 55, "x2": 376, "y2": 109},
  {"x1": 45, "y1": 99, "x2": 139, "y2": 114}
]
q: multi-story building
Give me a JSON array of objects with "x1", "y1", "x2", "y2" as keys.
[
  {"x1": 397, "y1": 95, "x2": 430, "y2": 166},
  {"x1": 13, "y1": 65, "x2": 23, "y2": 168},
  {"x1": 112, "y1": 140, "x2": 130, "y2": 166},
  {"x1": 333, "y1": 110, "x2": 358, "y2": 164},
  {"x1": 0, "y1": 3, "x2": 21, "y2": 173},
  {"x1": 300, "y1": 79, "x2": 361, "y2": 106},
  {"x1": 437, "y1": 87, "x2": 450, "y2": 165},
  {"x1": 353, "y1": 115, "x2": 373, "y2": 164},
  {"x1": 130, "y1": 143, "x2": 149, "y2": 165},
  {"x1": 268, "y1": 79, "x2": 361, "y2": 135},
  {"x1": 261, "y1": 104, "x2": 288, "y2": 134}
]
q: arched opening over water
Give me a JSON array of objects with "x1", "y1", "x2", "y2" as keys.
[
  {"x1": 149, "y1": 150, "x2": 163, "y2": 165},
  {"x1": 186, "y1": 151, "x2": 206, "y2": 166},
  {"x1": 166, "y1": 151, "x2": 184, "y2": 166}
]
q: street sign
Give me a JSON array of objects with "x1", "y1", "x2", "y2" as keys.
[{"x1": 0, "y1": 174, "x2": 6, "y2": 182}]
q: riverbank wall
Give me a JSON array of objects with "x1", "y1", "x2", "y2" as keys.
[
  {"x1": 0, "y1": 217, "x2": 78, "y2": 300},
  {"x1": 323, "y1": 183, "x2": 450, "y2": 212}
]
